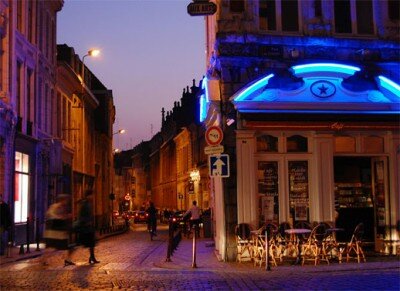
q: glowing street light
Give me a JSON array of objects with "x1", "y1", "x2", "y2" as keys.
[
  {"x1": 113, "y1": 129, "x2": 126, "y2": 135},
  {"x1": 81, "y1": 49, "x2": 100, "y2": 84}
]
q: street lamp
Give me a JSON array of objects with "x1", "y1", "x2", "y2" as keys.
[
  {"x1": 81, "y1": 49, "x2": 100, "y2": 85},
  {"x1": 113, "y1": 129, "x2": 126, "y2": 135}
]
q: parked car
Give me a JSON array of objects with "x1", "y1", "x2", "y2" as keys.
[
  {"x1": 134, "y1": 210, "x2": 149, "y2": 223},
  {"x1": 171, "y1": 210, "x2": 188, "y2": 231},
  {"x1": 122, "y1": 211, "x2": 135, "y2": 220}
]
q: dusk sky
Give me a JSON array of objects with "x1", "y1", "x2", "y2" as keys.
[{"x1": 57, "y1": 0, "x2": 206, "y2": 150}]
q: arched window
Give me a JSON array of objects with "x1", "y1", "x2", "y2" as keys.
[
  {"x1": 287, "y1": 135, "x2": 308, "y2": 152},
  {"x1": 257, "y1": 135, "x2": 278, "y2": 152}
]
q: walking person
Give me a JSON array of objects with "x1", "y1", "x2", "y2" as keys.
[
  {"x1": 0, "y1": 193, "x2": 11, "y2": 256},
  {"x1": 184, "y1": 200, "x2": 202, "y2": 238},
  {"x1": 146, "y1": 202, "x2": 157, "y2": 240},
  {"x1": 74, "y1": 190, "x2": 100, "y2": 264},
  {"x1": 43, "y1": 194, "x2": 74, "y2": 266}
]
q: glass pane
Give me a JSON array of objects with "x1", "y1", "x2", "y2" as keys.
[
  {"x1": 22, "y1": 153, "x2": 29, "y2": 173},
  {"x1": 281, "y1": 0, "x2": 299, "y2": 31},
  {"x1": 288, "y1": 161, "x2": 309, "y2": 224},
  {"x1": 287, "y1": 135, "x2": 308, "y2": 152},
  {"x1": 257, "y1": 135, "x2": 278, "y2": 152},
  {"x1": 334, "y1": 0, "x2": 352, "y2": 33},
  {"x1": 258, "y1": 161, "x2": 279, "y2": 225},
  {"x1": 356, "y1": 0, "x2": 374, "y2": 34}
]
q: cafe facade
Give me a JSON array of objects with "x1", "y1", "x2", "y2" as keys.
[{"x1": 231, "y1": 63, "x2": 399, "y2": 253}]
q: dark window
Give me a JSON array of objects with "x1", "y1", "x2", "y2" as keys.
[
  {"x1": 260, "y1": 0, "x2": 276, "y2": 30},
  {"x1": 356, "y1": 0, "x2": 374, "y2": 34},
  {"x1": 334, "y1": 0, "x2": 352, "y2": 33},
  {"x1": 287, "y1": 135, "x2": 308, "y2": 152},
  {"x1": 282, "y1": 0, "x2": 299, "y2": 31},
  {"x1": 257, "y1": 135, "x2": 278, "y2": 152},
  {"x1": 230, "y1": 0, "x2": 245, "y2": 13},
  {"x1": 314, "y1": 0, "x2": 322, "y2": 17},
  {"x1": 388, "y1": 0, "x2": 399, "y2": 21}
]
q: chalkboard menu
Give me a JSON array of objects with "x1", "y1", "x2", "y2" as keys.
[
  {"x1": 288, "y1": 161, "x2": 309, "y2": 221},
  {"x1": 258, "y1": 161, "x2": 279, "y2": 224}
]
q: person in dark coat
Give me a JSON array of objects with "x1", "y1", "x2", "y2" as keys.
[
  {"x1": 0, "y1": 193, "x2": 11, "y2": 256},
  {"x1": 146, "y1": 202, "x2": 157, "y2": 240},
  {"x1": 74, "y1": 190, "x2": 99, "y2": 264}
]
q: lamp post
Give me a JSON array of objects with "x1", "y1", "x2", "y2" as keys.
[
  {"x1": 81, "y1": 49, "x2": 100, "y2": 85},
  {"x1": 190, "y1": 168, "x2": 201, "y2": 207},
  {"x1": 113, "y1": 129, "x2": 126, "y2": 135}
]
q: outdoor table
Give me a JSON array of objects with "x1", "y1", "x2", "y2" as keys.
[{"x1": 285, "y1": 228, "x2": 311, "y2": 265}]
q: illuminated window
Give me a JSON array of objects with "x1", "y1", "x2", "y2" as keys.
[
  {"x1": 287, "y1": 135, "x2": 308, "y2": 152},
  {"x1": 335, "y1": 136, "x2": 356, "y2": 153},
  {"x1": 257, "y1": 135, "x2": 278, "y2": 152},
  {"x1": 15, "y1": 152, "x2": 30, "y2": 223}
]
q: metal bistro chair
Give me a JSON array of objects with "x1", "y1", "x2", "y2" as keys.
[
  {"x1": 276, "y1": 222, "x2": 294, "y2": 258},
  {"x1": 235, "y1": 223, "x2": 254, "y2": 263},
  {"x1": 342, "y1": 223, "x2": 367, "y2": 263},
  {"x1": 253, "y1": 223, "x2": 279, "y2": 267}
]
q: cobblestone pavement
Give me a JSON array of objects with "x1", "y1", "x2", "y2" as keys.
[{"x1": 0, "y1": 223, "x2": 399, "y2": 290}]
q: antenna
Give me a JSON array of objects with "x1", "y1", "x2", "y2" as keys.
[{"x1": 150, "y1": 124, "x2": 153, "y2": 137}]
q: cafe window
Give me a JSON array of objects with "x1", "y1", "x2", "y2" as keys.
[
  {"x1": 257, "y1": 135, "x2": 278, "y2": 152},
  {"x1": 15, "y1": 152, "x2": 30, "y2": 223},
  {"x1": 335, "y1": 136, "x2": 356, "y2": 153},
  {"x1": 287, "y1": 135, "x2": 308, "y2": 152},
  {"x1": 288, "y1": 161, "x2": 309, "y2": 224},
  {"x1": 258, "y1": 161, "x2": 279, "y2": 226},
  {"x1": 363, "y1": 136, "x2": 384, "y2": 153}
]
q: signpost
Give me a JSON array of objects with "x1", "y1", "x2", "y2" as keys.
[
  {"x1": 209, "y1": 154, "x2": 230, "y2": 177},
  {"x1": 187, "y1": 1, "x2": 217, "y2": 16},
  {"x1": 204, "y1": 144, "x2": 224, "y2": 155},
  {"x1": 205, "y1": 126, "x2": 223, "y2": 146}
]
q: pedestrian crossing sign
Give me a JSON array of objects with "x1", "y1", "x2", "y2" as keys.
[{"x1": 209, "y1": 154, "x2": 230, "y2": 177}]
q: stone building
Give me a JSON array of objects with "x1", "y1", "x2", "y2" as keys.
[
  {"x1": 202, "y1": 0, "x2": 400, "y2": 260},
  {"x1": 0, "y1": 0, "x2": 64, "y2": 245}
]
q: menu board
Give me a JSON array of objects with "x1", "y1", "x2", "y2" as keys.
[
  {"x1": 288, "y1": 161, "x2": 309, "y2": 204},
  {"x1": 258, "y1": 161, "x2": 278, "y2": 196},
  {"x1": 258, "y1": 161, "x2": 279, "y2": 224}
]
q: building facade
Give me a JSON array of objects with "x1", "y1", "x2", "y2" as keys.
[
  {"x1": 0, "y1": 0, "x2": 64, "y2": 245},
  {"x1": 202, "y1": 0, "x2": 400, "y2": 260}
]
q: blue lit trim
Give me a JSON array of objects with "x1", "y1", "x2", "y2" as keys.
[
  {"x1": 238, "y1": 109, "x2": 400, "y2": 115},
  {"x1": 199, "y1": 76, "x2": 209, "y2": 122},
  {"x1": 378, "y1": 76, "x2": 400, "y2": 98},
  {"x1": 233, "y1": 74, "x2": 275, "y2": 102},
  {"x1": 291, "y1": 63, "x2": 360, "y2": 77}
]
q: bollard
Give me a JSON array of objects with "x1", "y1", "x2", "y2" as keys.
[
  {"x1": 166, "y1": 219, "x2": 173, "y2": 262},
  {"x1": 36, "y1": 218, "x2": 40, "y2": 251},
  {"x1": 265, "y1": 228, "x2": 271, "y2": 271},
  {"x1": 26, "y1": 217, "x2": 31, "y2": 253},
  {"x1": 191, "y1": 224, "x2": 197, "y2": 268},
  {"x1": 19, "y1": 244, "x2": 24, "y2": 255}
]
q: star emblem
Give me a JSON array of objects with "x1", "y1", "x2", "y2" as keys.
[
  {"x1": 310, "y1": 81, "x2": 336, "y2": 98},
  {"x1": 318, "y1": 84, "x2": 328, "y2": 95}
]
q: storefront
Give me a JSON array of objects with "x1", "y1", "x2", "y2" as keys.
[{"x1": 233, "y1": 63, "x2": 399, "y2": 253}]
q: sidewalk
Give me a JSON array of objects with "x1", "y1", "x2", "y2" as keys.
[{"x1": 153, "y1": 236, "x2": 400, "y2": 273}]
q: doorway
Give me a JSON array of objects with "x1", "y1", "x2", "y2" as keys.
[{"x1": 334, "y1": 157, "x2": 376, "y2": 243}]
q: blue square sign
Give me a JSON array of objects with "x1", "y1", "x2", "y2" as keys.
[{"x1": 209, "y1": 154, "x2": 230, "y2": 177}]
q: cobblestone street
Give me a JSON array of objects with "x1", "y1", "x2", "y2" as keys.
[{"x1": 0, "y1": 223, "x2": 399, "y2": 290}]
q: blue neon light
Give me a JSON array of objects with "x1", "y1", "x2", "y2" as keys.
[
  {"x1": 291, "y1": 63, "x2": 360, "y2": 77},
  {"x1": 233, "y1": 74, "x2": 275, "y2": 102},
  {"x1": 199, "y1": 76, "x2": 209, "y2": 122},
  {"x1": 378, "y1": 76, "x2": 400, "y2": 98}
]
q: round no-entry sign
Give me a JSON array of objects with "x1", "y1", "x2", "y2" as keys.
[{"x1": 205, "y1": 126, "x2": 223, "y2": 146}]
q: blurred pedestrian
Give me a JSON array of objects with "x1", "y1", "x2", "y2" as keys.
[
  {"x1": 0, "y1": 193, "x2": 11, "y2": 256},
  {"x1": 184, "y1": 200, "x2": 201, "y2": 238},
  {"x1": 43, "y1": 194, "x2": 73, "y2": 266},
  {"x1": 146, "y1": 202, "x2": 157, "y2": 240},
  {"x1": 74, "y1": 190, "x2": 100, "y2": 264}
]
